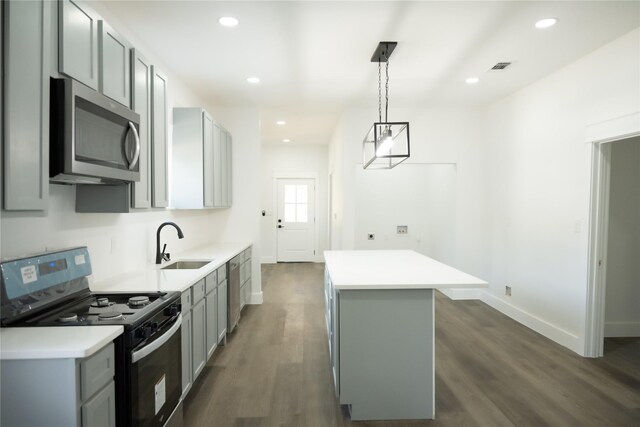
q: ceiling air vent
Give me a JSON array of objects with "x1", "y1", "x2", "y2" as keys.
[{"x1": 490, "y1": 62, "x2": 511, "y2": 70}]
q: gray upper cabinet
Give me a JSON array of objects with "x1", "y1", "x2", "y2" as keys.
[
  {"x1": 131, "y1": 49, "x2": 152, "y2": 208},
  {"x1": 3, "y1": 0, "x2": 51, "y2": 211},
  {"x1": 151, "y1": 66, "x2": 169, "y2": 208},
  {"x1": 213, "y1": 124, "x2": 223, "y2": 207},
  {"x1": 98, "y1": 20, "x2": 131, "y2": 107},
  {"x1": 59, "y1": 0, "x2": 99, "y2": 89},
  {"x1": 203, "y1": 112, "x2": 215, "y2": 208}
]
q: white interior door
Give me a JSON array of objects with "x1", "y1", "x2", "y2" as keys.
[{"x1": 277, "y1": 178, "x2": 316, "y2": 262}]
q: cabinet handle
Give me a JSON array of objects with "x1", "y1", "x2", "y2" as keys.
[{"x1": 127, "y1": 121, "x2": 141, "y2": 170}]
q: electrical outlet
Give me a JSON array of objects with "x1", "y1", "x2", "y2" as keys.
[
  {"x1": 505, "y1": 286, "x2": 512, "y2": 297},
  {"x1": 397, "y1": 225, "x2": 408, "y2": 235},
  {"x1": 367, "y1": 233, "x2": 375, "y2": 240}
]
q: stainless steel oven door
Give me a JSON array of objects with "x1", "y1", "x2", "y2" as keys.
[{"x1": 130, "y1": 316, "x2": 182, "y2": 427}]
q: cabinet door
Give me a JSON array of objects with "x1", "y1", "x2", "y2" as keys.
[
  {"x1": 206, "y1": 289, "x2": 217, "y2": 359},
  {"x1": 220, "y1": 131, "x2": 229, "y2": 207},
  {"x1": 81, "y1": 381, "x2": 116, "y2": 427},
  {"x1": 98, "y1": 20, "x2": 130, "y2": 107},
  {"x1": 151, "y1": 66, "x2": 169, "y2": 207},
  {"x1": 180, "y1": 311, "x2": 192, "y2": 398},
  {"x1": 130, "y1": 49, "x2": 151, "y2": 208},
  {"x1": 202, "y1": 112, "x2": 214, "y2": 207},
  {"x1": 213, "y1": 123, "x2": 223, "y2": 207},
  {"x1": 226, "y1": 132, "x2": 233, "y2": 207},
  {"x1": 217, "y1": 280, "x2": 228, "y2": 343},
  {"x1": 191, "y1": 299, "x2": 207, "y2": 380},
  {"x1": 3, "y1": 0, "x2": 50, "y2": 210},
  {"x1": 59, "y1": 0, "x2": 99, "y2": 89}
]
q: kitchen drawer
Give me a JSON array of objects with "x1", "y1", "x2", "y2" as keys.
[
  {"x1": 192, "y1": 279, "x2": 205, "y2": 303},
  {"x1": 216, "y1": 264, "x2": 227, "y2": 284},
  {"x1": 81, "y1": 381, "x2": 116, "y2": 427},
  {"x1": 181, "y1": 290, "x2": 192, "y2": 313},
  {"x1": 80, "y1": 343, "x2": 115, "y2": 401},
  {"x1": 239, "y1": 262, "x2": 246, "y2": 284},
  {"x1": 243, "y1": 247, "x2": 252, "y2": 261},
  {"x1": 205, "y1": 271, "x2": 217, "y2": 294}
]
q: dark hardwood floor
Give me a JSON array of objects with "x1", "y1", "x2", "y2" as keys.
[{"x1": 183, "y1": 263, "x2": 640, "y2": 427}]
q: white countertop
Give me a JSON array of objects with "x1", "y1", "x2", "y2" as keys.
[
  {"x1": 0, "y1": 326, "x2": 123, "y2": 360},
  {"x1": 1, "y1": 242, "x2": 251, "y2": 361},
  {"x1": 324, "y1": 250, "x2": 487, "y2": 290},
  {"x1": 90, "y1": 242, "x2": 251, "y2": 293}
]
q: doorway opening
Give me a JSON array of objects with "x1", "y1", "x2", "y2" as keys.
[
  {"x1": 585, "y1": 113, "x2": 640, "y2": 357},
  {"x1": 275, "y1": 177, "x2": 317, "y2": 262}
]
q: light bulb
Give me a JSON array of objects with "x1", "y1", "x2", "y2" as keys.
[{"x1": 376, "y1": 128, "x2": 394, "y2": 157}]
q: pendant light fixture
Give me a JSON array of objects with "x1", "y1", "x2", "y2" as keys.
[{"x1": 363, "y1": 41, "x2": 410, "y2": 169}]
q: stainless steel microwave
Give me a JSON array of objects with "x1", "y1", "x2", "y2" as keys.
[{"x1": 49, "y1": 78, "x2": 141, "y2": 184}]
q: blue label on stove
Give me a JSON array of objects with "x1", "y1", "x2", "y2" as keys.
[{"x1": 1, "y1": 247, "x2": 92, "y2": 301}]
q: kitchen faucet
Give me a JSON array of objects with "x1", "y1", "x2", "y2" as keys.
[{"x1": 156, "y1": 222, "x2": 184, "y2": 264}]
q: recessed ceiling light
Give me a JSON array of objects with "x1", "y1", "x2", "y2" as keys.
[
  {"x1": 465, "y1": 77, "x2": 479, "y2": 84},
  {"x1": 276, "y1": 120, "x2": 286, "y2": 126},
  {"x1": 246, "y1": 77, "x2": 260, "y2": 84},
  {"x1": 219, "y1": 17, "x2": 239, "y2": 27},
  {"x1": 535, "y1": 18, "x2": 557, "y2": 29},
  {"x1": 283, "y1": 139, "x2": 291, "y2": 143}
]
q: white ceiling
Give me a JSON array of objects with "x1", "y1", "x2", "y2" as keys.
[{"x1": 101, "y1": 1, "x2": 640, "y2": 145}]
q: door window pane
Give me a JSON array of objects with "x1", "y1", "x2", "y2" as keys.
[
  {"x1": 284, "y1": 185, "x2": 296, "y2": 203},
  {"x1": 297, "y1": 204, "x2": 308, "y2": 223},
  {"x1": 296, "y1": 185, "x2": 307, "y2": 203},
  {"x1": 284, "y1": 204, "x2": 296, "y2": 222}
]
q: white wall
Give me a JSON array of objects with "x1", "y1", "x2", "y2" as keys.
[
  {"x1": 483, "y1": 28, "x2": 640, "y2": 354},
  {"x1": 260, "y1": 145, "x2": 329, "y2": 263},
  {"x1": 328, "y1": 107, "x2": 491, "y2": 282},
  {"x1": 353, "y1": 164, "x2": 457, "y2": 264},
  {"x1": 0, "y1": 1, "x2": 263, "y2": 300},
  {"x1": 604, "y1": 136, "x2": 640, "y2": 337}
]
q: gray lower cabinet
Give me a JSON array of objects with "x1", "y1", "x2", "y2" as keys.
[
  {"x1": 0, "y1": 342, "x2": 116, "y2": 427},
  {"x1": 205, "y1": 271, "x2": 218, "y2": 359},
  {"x1": 191, "y1": 280, "x2": 207, "y2": 381},
  {"x1": 151, "y1": 66, "x2": 169, "y2": 207},
  {"x1": 217, "y1": 280, "x2": 228, "y2": 343},
  {"x1": 180, "y1": 290, "x2": 193, "y2": 398},
  {"x1": 98, "y1": 20, "x2": 131, "y2": 107},
  {"x1": 2, "y1": 0, "x2": 51, "y2": 210},
  {"x1": 58, "y1": 0, "x2": 99, "y2": 89},
  {"x1": 240, "y1": 246, "x2": 252, "y2": 309}
]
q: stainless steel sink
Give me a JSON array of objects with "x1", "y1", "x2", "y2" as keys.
[{"x1": 161, "y1": 260, "x2": 212, "y2": 270}]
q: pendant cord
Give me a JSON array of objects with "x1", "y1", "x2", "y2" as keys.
[
  {"x1": 378, "y1": 61, "x2": 382, "y2": 123},
  {"x1": 385, "y1": 60, "x2": 389, "y2": 123}
]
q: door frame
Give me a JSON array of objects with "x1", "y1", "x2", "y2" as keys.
[
  {"x1": 584, "y1": 112, "x2": 640, "y2": 357},
  {"x1": 273, "y1": 172, "x2": 319, "y2": 262}
]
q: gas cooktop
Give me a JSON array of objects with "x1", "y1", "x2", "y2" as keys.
[{"x1": 18, "y1": 292, "x2": 179, "y2": 328}]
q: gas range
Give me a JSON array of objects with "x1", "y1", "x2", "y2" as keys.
[
  {"x1": 0, "y1": 247, "x2": 182, "y2": 427},
  {"x1": 18, "y1": 292, "x2": 178, "y2": 327}
]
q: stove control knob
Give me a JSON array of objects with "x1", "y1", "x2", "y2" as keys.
[
  {"x1": 137, "y1": 325, "x2": 153, "y2": 339},
  {"x1": 164, "y1": 305, "x2": 179, "y2": 316}
]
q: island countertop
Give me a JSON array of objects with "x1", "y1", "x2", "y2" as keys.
[{"x1": 324, "y1": 250, "x2": 487, "y2": 290}]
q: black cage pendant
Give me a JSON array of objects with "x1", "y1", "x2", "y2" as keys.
[{"x1": 363, "y1": 41, "x2": 410, "y2": 169}]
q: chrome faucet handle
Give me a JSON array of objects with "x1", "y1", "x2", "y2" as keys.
[{"x1": 162, "y1": 252, "x2": 171, "y2": 262}]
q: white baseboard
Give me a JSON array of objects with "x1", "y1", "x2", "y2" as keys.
[
  {"x1": 261, "y1": 256, "x2": 276, "y2": 264},
  {"x1": 605, "y1": 321, "x2": 640, "y2": 337},
  {"x1": 479, "y1": 291, "x2": 583, "y2": 355},
  {"x1": 437, "y1": 288, "x2": 481, "y2": 300},
  {"x1": 249, "y1": 291, "x2": 263, "y2": 305}
]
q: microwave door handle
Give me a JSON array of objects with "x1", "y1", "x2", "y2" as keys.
[
  {"x1": 127, "y1": 121, "x2": 141, "y2": 170},
  {"x1": 131, "y1": 315, "x2": 182, "y2": 363}
]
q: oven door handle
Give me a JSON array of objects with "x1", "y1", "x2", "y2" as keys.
[{"x1": 131, "y1": 316, "x2": 182, "y2": 363}]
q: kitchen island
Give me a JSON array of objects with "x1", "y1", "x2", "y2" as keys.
[{"x1": 323, "y1": 250, "x2": 487, "y2": 421}]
